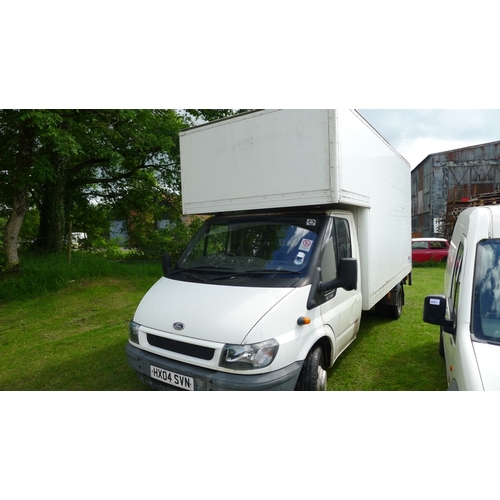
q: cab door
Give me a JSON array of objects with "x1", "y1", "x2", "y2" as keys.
[
  {"x1": 442, "y1": 241, "x2": 465, "y2": 388},
  {"x1": 319, "y1": 215, "x2": 362, "y2": 358}
]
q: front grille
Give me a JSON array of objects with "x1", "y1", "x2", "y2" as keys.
[{"x1": 147, "y1": 334, "x2": 215, "y2": 360}]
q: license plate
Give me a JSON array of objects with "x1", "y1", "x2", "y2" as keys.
[{"x1": 150, "y1": 365, "x2": 194, "y2": 391}]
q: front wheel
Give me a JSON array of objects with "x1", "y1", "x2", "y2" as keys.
[{"x1": 295, "y1": 346, "x2": 327, "y2": 391}]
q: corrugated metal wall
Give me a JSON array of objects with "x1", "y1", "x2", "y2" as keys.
[{"x1": 411, "y1": 141, "x2": 500, "y2": 237}]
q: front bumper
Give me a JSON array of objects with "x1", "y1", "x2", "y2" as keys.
[{"x1": 126, "y1": 343, "x2": 302, "y2": 391}]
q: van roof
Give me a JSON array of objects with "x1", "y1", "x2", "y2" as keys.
[{"x1": 454, "y1": 205, "x2": 500, "y2": 242}]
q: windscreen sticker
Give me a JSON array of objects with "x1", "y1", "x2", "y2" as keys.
[
  {"x1": 306, "y1": 219, "x2": 317, "y2": 226},
  {"x1": 294, "y1": 252, "x2": 305, "y2": 265},
  {"x1": 299, "y1": 238, "x2": 314, "y2": 252}
]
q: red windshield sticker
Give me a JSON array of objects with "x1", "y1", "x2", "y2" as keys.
[{"x1": 299, "y1": 239, "x2": 313, "y2": 252}]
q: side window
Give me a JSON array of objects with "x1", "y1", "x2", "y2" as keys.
[
  {"x1": 431, "y1": 241, "x2": 447, "y2": 250},
  {"x1": 321, "y1": 237, "x2": 337, "y2": 283},
  {"x1": 320, "y1": 217, "x2": 352, "y2": 283},
  {"x1": 450, "y1": 243, "x2": 464, "y2": 320},
  {"x1": 335, "y1": 218, "x2": 352, "y2": 260},
  {"x1": 471, "y1": 240, "x2": 500, "y2": 340}
]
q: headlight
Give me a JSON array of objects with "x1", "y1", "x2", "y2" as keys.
[
  {"x1": 219, "y1": 339, "x2": 279, "y2": 370},
  {"x1": 129, "y1": 320, "x2": 140, "y2": 343}
]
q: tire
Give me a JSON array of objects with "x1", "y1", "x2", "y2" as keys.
[
  {"x1": 387, "y1": 284, "x2": 403, "y2": 320},
  {"x1": 296, "y1": 346, "x2": 327, "y2": 391}
]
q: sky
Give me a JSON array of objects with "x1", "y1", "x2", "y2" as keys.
[{"x1": 357, "y1": 110, "x2": 500, "y2": 170}]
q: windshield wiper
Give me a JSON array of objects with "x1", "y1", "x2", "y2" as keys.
[
  {"x1": 184, "y1": 265, "x2": 233, "y2": 272},
  {"x1": 169, "y1": 266, "x2": 236, "y2": 282},
  {"x1": 248, "y1": 269, "x2": 302, "y2": 275},
  {"x1": 168, "y1": 268, "x2": 208, "y2": 283},
  {"x1": 172, "y1": 266, "x2": 233, "y2": 275},
  {"x1": 172, "y1": 266, "x2": 302, "y2": 283},
  {"x1": 209, "y1": 269, "x2": 302, "y2": 281}
]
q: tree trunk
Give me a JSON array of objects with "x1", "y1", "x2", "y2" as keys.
[
  {"x1": 33, "y1": 154, "x2": 66, "y2": 253},
  {"x1": 35, "y1": 179, "x2": 66, "y2": 253},
  {"x1": 2, "y1": 119, "x2": 35, "y2": 270},
  {"x1": 2, "y1": 190, "x2": 27, "y2": 270}
]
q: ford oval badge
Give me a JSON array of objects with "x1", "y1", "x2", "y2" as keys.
[{"x1": 173, "y1": 322, "x2": 185, "y2": 331}]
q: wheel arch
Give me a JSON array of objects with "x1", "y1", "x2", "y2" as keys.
[
  {"x1": 295, "y1": 324, "x2": 336, "y2": 369},
  {"x1": 312, "y1": 334, "x2": 334, "y2": 369}
]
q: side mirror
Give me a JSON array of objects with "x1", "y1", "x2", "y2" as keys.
[
  {"x1": 161, "y1": 254, "x2": 172, "y2": 277},
  {"x1": 423, "y1": 295, "x2": 454, "y2": 332},
  {"x1": 318, "y1": 258, "x2": 358, "y2": 293}
]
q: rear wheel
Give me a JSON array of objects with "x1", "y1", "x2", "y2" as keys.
[
  {"x1": 387, "y1": 284, "x2": 403, "y2": 319},
  {"x1": 296, "y1": 346, "x2": 327, "y2": 391}
]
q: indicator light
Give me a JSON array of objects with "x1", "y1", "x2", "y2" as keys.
[{"x1": 297, "y1": 316, "x2": 311, "y2": 326}]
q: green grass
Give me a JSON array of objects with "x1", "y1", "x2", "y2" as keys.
[
  {"x1": 0, "y1": 255, "x2": 448, "y2": 390},
  {"x1": 0, "y1": 275, "x2": 159, "y2": 390},
  {"x1": 0, "y1": 252, "x2": 161, "y2": 390},
  {"x1": 327, "y1": 265, "x2": 448, "y2": 390}
]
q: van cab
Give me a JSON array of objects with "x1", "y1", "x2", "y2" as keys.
[
  {"x1": 127, "y1": 209, "x2": 363, "y2": 391},
  {"x1": 423, "y1": 205, "x2": 500, "y2": 390}
]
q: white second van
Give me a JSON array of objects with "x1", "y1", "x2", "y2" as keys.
[{"x1": 423, "y1": 205, "x2": 500, "y2": 390}]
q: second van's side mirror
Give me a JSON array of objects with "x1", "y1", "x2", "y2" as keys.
[
  {"x1": 423, "y1": 295, "x2": 455, "y2": 333},
  {"x1": 318, "y1": 258, "x2": 358, "y2": 293}
]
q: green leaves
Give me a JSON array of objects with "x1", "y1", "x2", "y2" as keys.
[
  {"x1": 1, "y1": 109, "x2": 245, "y2": 260},
  {"x1": 183, "y1": 109, "x2": 250, "y2": 124}
]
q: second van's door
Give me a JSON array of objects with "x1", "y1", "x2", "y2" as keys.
[{"x1": 443, "y1": 241, "x2": 465, "y2": 387}]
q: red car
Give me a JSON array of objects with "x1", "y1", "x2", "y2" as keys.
[{"x1": 412, "y1": 237, "x2": 449, "y2": 263}]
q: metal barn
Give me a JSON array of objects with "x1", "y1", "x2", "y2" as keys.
[{"x1": 411, "y1": 140, "x2": 500, "y2": 239}]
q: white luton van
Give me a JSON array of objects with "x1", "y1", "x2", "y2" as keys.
[
  {"x1": 424, "y1": 205, "x2": 500, "y2": 390},
  {"x1": 126, "y1": 109, "x2": 412, "y2": 390}
]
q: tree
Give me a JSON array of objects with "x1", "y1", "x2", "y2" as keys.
[
  {"x1": 0, "y1": 110, "x2": 58, "y2": 270},
  {"x1": 33, "y1": 109, "x2": 185, "y2": 253},
  {"x1": 0, "y1": 109, "x2": 185, "y2": 268},
  {"x1": 0, "y1": 108, "x2": 247, "y2": 271},
  {"x1": 1, "y1": 114, "x2": 35, "y2": 270}
]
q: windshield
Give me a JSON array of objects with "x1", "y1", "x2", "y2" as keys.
[
  {"x1": 175, "y1": 214, "x2": 324, "y2": 282},
  {"x1": 471, "y1": 239, "x2": 500, "y2": 343}
]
